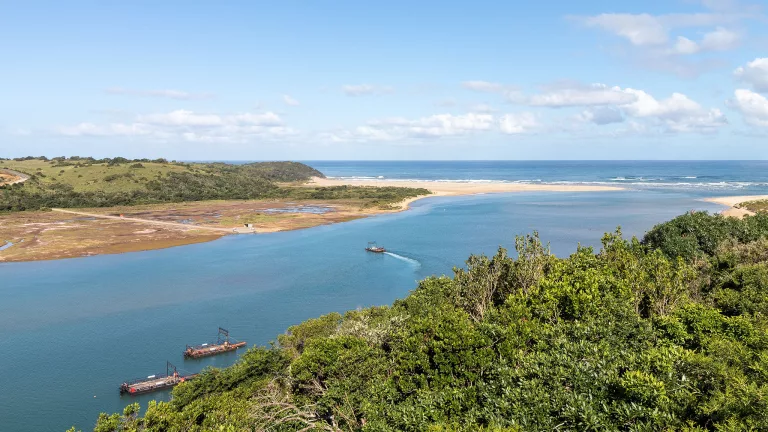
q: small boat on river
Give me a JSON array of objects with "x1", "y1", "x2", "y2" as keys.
[{"x1": 365, "y1": 241, "x2": 386, "y2": 253}]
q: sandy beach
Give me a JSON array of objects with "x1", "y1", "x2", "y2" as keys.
[
  {"x1": 703, "y1": 195, "x2": 768, "y2": 218},
  {"x1": 310, "y1": 177, "x2": 624, "y2": 209}
]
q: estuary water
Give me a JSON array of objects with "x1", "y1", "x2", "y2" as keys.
[{"x1": 0, "y1": 161, "x2": 761, "y2": 431}]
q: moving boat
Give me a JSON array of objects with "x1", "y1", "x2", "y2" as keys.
[{"x1": 365, "y1": 241, "x2": 386, "y2": 253}]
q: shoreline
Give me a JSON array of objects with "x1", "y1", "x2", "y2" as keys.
[
  {"x1": 702, "y1": 195, "x2": 768, "y2": 218},
  {"x1": 311, "y1": 176, "x2": 624, "y2": 211},
  {"x1": 4, "y1": 184, "x2": 765, "y2": 264},
  {"x1": 0, "y1": 198, "x2": 415, "y2": 263}
]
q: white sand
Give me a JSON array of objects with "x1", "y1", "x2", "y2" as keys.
[{"x1": 309, "y1": 177, "x2": 623, "y2": 210}]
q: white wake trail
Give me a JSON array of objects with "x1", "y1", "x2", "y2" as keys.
[{"x1": 384, "y1": 252, "x2": 421, "y2": 267}]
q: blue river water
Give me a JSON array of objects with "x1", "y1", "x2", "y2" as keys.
[{"x1": 0, "y1": 161, "x2": 763, "y2": 431}]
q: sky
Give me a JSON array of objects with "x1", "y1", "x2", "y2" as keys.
[{"x1": 1, "y1": 0, "x2": 767, "y2": 160}]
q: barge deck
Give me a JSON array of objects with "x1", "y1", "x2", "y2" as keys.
[
  {"x1": 120, "y1": 362, "x2": 195, "y2": 395},
  {"x1": 184, "y1": 327, "x2": 247, "y2": 359}
]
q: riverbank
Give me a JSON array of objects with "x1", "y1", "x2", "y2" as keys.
[
  {"x1": 4, "y1": 185, "x2": 761, "y2": 263},
  {"x1": 0, "y1": 198, "x2": 416, "y2": 262},
  {"x1": 0, "y1": 178, "x2": 629, "y2": 263},
  {"x1": 703, "y1": 195, "x2": 768, "y2": 218}
]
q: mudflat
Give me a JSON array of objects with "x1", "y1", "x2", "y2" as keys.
[{"x1": 0, "y1": 198, "x2": 413, "y2": 262}]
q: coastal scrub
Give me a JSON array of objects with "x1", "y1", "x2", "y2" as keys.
[{"x1": 84, "y1": 212, "x2": 768, "y2": 431}]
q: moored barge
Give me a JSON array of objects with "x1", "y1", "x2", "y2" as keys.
[
  {"x1": 119, "y1": 362, "x2": 195, "y2": 395},
  {"x1": 184, "y1": 327, "x2": 247, "y2": 359}
]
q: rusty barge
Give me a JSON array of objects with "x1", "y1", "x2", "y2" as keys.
[
  {"x1": 184, "y1": 327, "x2": 247, "y2": 359},
  {"x1": 119, "y1": 362, "x2": 195, "y2": 395}
]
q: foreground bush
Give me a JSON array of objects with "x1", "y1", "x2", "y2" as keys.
[{"x1": 84, "y1": 213, "x2": 768, "y2": 431}]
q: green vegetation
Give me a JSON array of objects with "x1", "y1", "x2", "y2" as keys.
[
  {"x1": 738, "y1": 200, "x2": 768, "y2": 215},
  {"x1": 83, "y1": 212, "x2": 768, "y2": 431},
  {"x1": 0, "y1": 157, "x2": 428, "y2": 211}
]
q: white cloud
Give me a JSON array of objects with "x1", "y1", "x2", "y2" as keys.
[
  {"x1": 503, "y1": 80, "x2": 726, "y2": 133},
  {"x1": 671, "y1": 27, "x2": 741, "y2": 54},
  {"x1": 574, "y1": 2, "x2": 757, "y2": 76},
  {"x1": 469, "y1": 103, "x2": 496, "y2": 113},
  {"x1": 57, "y1": 122, "x2": 153, "y2": 137},
  {"x1": 579, "y1": 9, "x2": 748, "y2": 46},
  {"x1": 526, "y1": 83, "x2": 638, "y2": 107},
  {"x1": 700, "y1": 27, "x2": 741, "y2": 50},
  {"x1": 734, "y1": 58, "x2": 768, "y2": 92},
  {"x1": 342, "y1": 84, "x2": 394, "y2": 96},
  {"x1": 435, "y1": 98, "x2": 457, "y2": 107},
  {"x1": 229, "y1": 112, "x2": 283, "y2": 126},
  {"x1": 322, "y1": 111, "x2": 538, "y2": 143},
  {"x1": 623, "y1": 90, "x2": 699, "y2": 118},
  {"x1": 730, "y1": 89, "x2": 768, "y2": 127},
  {"x1": 105, "y1": 87, "x2": 213, "y2": 100},
  {"x1": 673, "y1": 36, "x2": 701, "y2": 55},
  {"x1": 135, "y1": 110, "x2": 283, "y2": 128},
  {"x1": 621, "y1": 89, "x2": 727, "y2": 132},
  {"x1": 371, "y1": 113, "x2": 496, "y2": 138},
  {"x1": 282, "y1": 95, "x2": 300, "y2": 106},
  {"x1": 499, "y1": 113, "x2": 538, "y2": 134},
  {"x1": 578, "y1": 107, "x2": 625, "y2": 125},
  {"x1": 582, "y1": 13, "x2": 669, "y2": 46},
  {"x1": 138, "y1": 110, "x2": 223, "y2": 127},
  {"x1": 462, "y1": 81, "x2": 507, "y2": 93},
  {"x1": 56, "y1": 110, "x2": 292, "y2": 142},
  {"x1": 321, "y1": 126, "x2": 399, "y2": 143}
]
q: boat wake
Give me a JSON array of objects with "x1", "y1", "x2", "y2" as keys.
[{"x1": 384, "y1": 252, "x2": 421, "y2": 267}]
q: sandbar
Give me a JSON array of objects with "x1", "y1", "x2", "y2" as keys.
[
  {"x1": 703, "y1": 195, "x2": 768, "y2": 218},
  {"x1": 310, "y1": 177, "x2": 623, "y2": 209}
]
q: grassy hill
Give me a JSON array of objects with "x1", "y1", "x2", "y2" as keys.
[
  {"x1": 83, "y1": 212, "x2": 768, "y2": 431},
  {"x1": 0, "y1": 157, "x2": 428, "y2": 212},
  {"x1": 0, "y1": 157, "x2": 323, "y2": 194}
]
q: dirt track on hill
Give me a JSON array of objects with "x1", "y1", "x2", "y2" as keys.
[{"x1": 0, "y1": 168, "x2": 29, "y2": 186}]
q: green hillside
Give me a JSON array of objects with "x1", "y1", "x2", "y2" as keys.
[
  {"x1": 0, "y1": 157, "x2": 323, "y2": 193},
  {"x1": 84, "y1": 212, "x2": 768, "y2": 431},
  {"x1": 0, "y1": 157, "x2": 428, "y2": 211}
]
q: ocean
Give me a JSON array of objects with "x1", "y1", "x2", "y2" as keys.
[
  {"x1": 0, "y1": 161, "x2": 764, "y2": 431},
  {"x1": 308, "y1": 160, "x2": 768, "y2": 196}
]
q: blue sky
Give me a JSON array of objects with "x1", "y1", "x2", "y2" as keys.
[{"x1": 1, "y1": 0, "x2": 767, "y2": 160}]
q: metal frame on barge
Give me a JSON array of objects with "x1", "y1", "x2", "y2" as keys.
[
  {"x1": 119, "y1": 362, "x2": 196, "y2": 395},
  {"x1": 183, "y1": 327, "x2": 247, "y2": 359}
]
